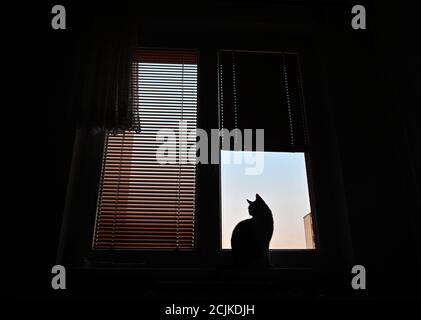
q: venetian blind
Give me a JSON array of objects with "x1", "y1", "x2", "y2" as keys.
[
  {"x1": 218, "y1": 50, "x2": 308, "y2": 152},
  {"x1": 92, "y1": 49, "x2": 198, "y2": 250}
]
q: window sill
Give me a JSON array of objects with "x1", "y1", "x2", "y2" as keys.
[
  {"x1": 74, "y1": 263, "x2": 317, "y2": 281},
  {"x1": 63, "y1": 266, "x2": 328, "y2": 300}
]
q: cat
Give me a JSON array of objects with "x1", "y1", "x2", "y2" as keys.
[{"x1": 231, "y1": 194, "x2": 274, "y2": 268}]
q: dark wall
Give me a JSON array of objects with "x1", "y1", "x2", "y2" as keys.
[
  {"x1": 315, "y1": 3, "x2": 420, "y2": 297},
  {"x1": 23, "y1": 1, "x2": 420, "y2": 300}
]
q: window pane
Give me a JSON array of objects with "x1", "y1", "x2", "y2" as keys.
[
  {"x1": 221, "y1": 151, "x2": 315, "y2": 249},
  {"x1": 93, "y1": 50, "x2": 198, "y2": 250}
]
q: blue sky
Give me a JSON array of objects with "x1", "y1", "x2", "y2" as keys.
[{"x1": 221, "y1": 151, "x2": 312, "y2": 249}]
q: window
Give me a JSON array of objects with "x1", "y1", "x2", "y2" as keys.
[
  {"x1": 218, "y1": 50, "x2": 316, "y2": 250},
  {"x1": 91, "y1": 48, "x2": 316, "y2": 255},
  {"x1": 221, "y1": 151, "x2": 313, "y2": 249},
  {"x1": 92, "y1": 49, "x2": 198, "y2": 250}
]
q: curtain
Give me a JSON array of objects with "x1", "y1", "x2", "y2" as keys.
[{"x1": 76, "y1": 4, "x2": 140, "y2": 134}]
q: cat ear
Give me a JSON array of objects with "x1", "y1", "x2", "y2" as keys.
[
  {"x1": 247, "y1": 199, "x2": 253, "y2": 204},
  {"x1": 256, "y1": 193, "x2": 263, "y2": 201}
]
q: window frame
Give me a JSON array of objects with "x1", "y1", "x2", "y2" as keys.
[{"x1": 214, "y1": 48, "x2": 320, "y2": 267}]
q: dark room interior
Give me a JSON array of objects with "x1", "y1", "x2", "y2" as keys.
[{"x1": 14, "y1": 0, "x2": 421, "y2": 308}]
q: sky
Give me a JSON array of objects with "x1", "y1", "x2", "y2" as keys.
[{"x1": 221, "y1": 151, "x2": 313, "y2": 249}]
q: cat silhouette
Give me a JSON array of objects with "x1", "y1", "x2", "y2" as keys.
[{"x1": 231, "y1": 194, "x2": 274, "y2": 268}]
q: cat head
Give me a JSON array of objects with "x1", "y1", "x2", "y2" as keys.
[{"x1": 247, "y1": 194, "x2": 272, "y2": 218}]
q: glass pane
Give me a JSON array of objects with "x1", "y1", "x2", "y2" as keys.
[
  {"x1": 221, "y1": 151, "x2": 315, "y2": 249},
  {"x1": 93, "y1": 55, "x2": 198, "y2": 250}
]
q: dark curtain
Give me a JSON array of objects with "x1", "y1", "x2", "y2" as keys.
[{"x1": 76, "y1": 4, "x2": 140, "y2": 134}]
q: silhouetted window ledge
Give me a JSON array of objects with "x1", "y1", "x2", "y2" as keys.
[
  {"x1": 64, "y1": 265, "x2": 323, "y2": 298},
  {"x1": 79, "y1": 249, "x2": 321, "y2": 271},
  {"x1": 79, "y1": 259, "x2": 316, "y2": 277},
  {"x1": 82, "y1": 263, "x2": 312, "y2": 271}
]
